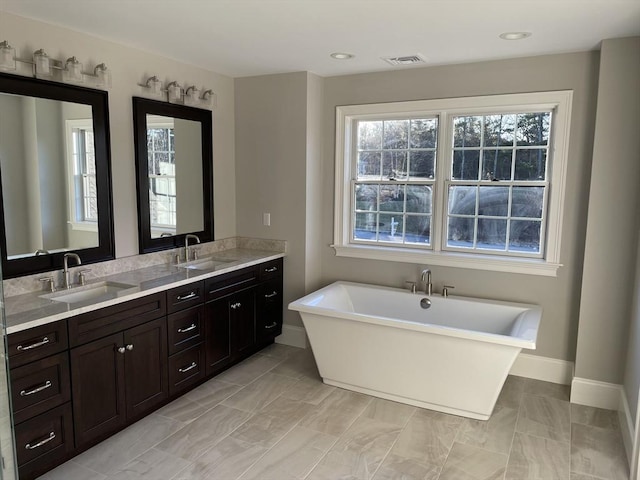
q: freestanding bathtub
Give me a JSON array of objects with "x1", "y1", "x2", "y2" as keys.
[{"x1": 289, "y1": 281, "x2": 541, "y2": 420}]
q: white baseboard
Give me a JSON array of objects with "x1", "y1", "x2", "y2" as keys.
[
  {"x1": 275, "y1": 324, "x2": 307, "y2": 349},
  {"x1": 509, "y1": 352, "x2": 574, "y2": 385},
  {"x1": 570, "y1": 377, "x2": 623, "y2": 410},
  {"x1": 618, "y1": 386, "x2": 635, "y2": 471}
]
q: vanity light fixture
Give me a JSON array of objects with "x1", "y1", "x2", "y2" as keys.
[
  {"x1": 139, "y1": 75, "x2": 215, "y2": 108},
  {"x1": 184, "y1": 85, "x2": 199, "y2": 106},
  {"x1": 93, "y1": 63, "x2": 112, "y2": 88},
  {"x1": 140, "y1": 75, "x2": 163, "y2": 95},
  {"x1": 201, "y1": 89, "x2": 216, "y2": 107},
  {"x1": 33, "y1": 49, "x2": 52, "y2": 78},
  {"x1": 0, "y1": 39, "x2": 112, "y2": 89},
  {"x1": 167, "y1": 81, "x2": 183, "y2": 103},
  {"x1": 0, "y1": 41, "x2": 16, "y2": 71},
  {"x1": 63, "y1": 56, "x2": 83, "y2": 83}
]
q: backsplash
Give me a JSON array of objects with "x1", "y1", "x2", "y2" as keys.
[{"x1": 2, "y1": 236, "x2": 286, "y2": 298}]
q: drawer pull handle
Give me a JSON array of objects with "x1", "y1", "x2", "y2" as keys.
[
  {"x1": 20, "y1": 380, "x2": 52, "y2": 397},
  {"x1": 264, "y1": 266, "x2": 278, "y2": 273},
  {"x1": 126, "y1": 344, "x2": 134, "y2": 351},
  {"x1": 25, "y1": 432, "x2": 55, "y2": 450},
  {"x1": 264, "y1": 291, "x2": 278, "y2": 299},
  {"x1": 178, "y1": 362, "x2": 197, "y2": 373},
  {"x1": 177, "y1": 323, "x2": 197, "y2": 333},
  {"x1": 17, "y1": 337, "x2": 50, "y2": 351},
  {"x1": 265, "y1": 322, "x2": 278, "y2": 329},
  {"x1": 177, "y1": 291, "x2": 197, "y2": 301}
]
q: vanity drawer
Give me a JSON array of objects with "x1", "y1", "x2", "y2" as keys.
[
  {"x1": 8, "y1": 321, "x2": 68, "y2": 368},
  {"x1": 168, "y1": 343, "x2": 205, "y2": 396},
  {"x1": 69, "y1": 292, "x2": 166, "y2": 347},
  {"x1": 205, "y1": 266, "x2": 258, "y2": 302},
  {"x1": 259, "y1": 258, "x2": 283, "y2": 280},
  {"x1": 167, "y1": 305, "x2": 204, "y2": 355},
  {"x1": 15, "y1": 402, "x2": 74, "y2": 477},
  {"x1": 166, "y1": 280, "x2": 205, "y2": 314},
  {"x1": 11, "y1": 352, "x2": 71, "y2": 425}
]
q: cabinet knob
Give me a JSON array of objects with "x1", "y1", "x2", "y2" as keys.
[
  {"x1": 230, "y1": 302, "x2": 242, "y2": 309},
  {"x1": 126, "y1": 344, "x2": 134, "y2": 351},
  {"x1": 117, "y1": 346, "x2": 126, "y2": 354}
]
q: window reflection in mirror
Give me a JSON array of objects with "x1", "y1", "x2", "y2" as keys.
[
  {"x1": 133, "y1": 97, "x2": 213, "y2": 254},
  {"x1": 0, "y1": 93, "x2": 99, "y2": 259},
  {"x1": 146, "y1": 115, "x2": 203, "y2": 238}
]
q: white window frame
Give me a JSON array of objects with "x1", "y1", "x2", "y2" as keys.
[
  {"x1": 333, "y1": 91, "x2": 573, "y2": 277},
  {"x1": 64, "y1": 118, "x2": 98, "y2": 233},
  {"x1": 146, "y1": 116, "x2": 177, "y2": 237}
]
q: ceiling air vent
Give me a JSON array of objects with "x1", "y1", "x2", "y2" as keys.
[{"x1": 382, "y1": 54, "x2": 427, "y2": 67}]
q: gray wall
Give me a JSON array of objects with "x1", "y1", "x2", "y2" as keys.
[
  {"x1": 625, "y1": 226, "x2": 640, "y2": 424},
  {"x1": 319, "y1": 52, "x2": 599, "y2": 362},
  {"x1": 235, "y1": 72, "x2": 310, "y2": 328},
  {"x1": 575, "y1": 37, "x2": 640, "y2": 384}
]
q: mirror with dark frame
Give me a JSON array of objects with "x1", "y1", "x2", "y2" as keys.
[
  {"x1": 0, "y1": 72, "x2": 114, "y2": 279},
  {"x1": 132, "y1": 97, "x2": 213, "y2": 254}
]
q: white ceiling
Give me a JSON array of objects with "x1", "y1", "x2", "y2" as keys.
[{"x1": 1, "y1": 0, "x2": 639, "y2": 78}]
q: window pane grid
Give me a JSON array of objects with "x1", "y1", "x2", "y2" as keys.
[
  {"x1": 353, "y1": 180, "x2": 432, "y2": 247},
  {"x1": 446, "y1": 182, "x2": 546, "y2": 257}
]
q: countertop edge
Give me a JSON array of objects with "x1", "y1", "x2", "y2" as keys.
[{"x1": 5, "y1": 251, "x2": 285, "y2": 335}]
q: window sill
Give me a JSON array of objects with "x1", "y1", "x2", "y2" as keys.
[
  {"x1": 332, "y1": 244, "x2": 561, "y2": 277},
  {"x1": 68, "y1": 221, "x2": 98, "y2": 233}
]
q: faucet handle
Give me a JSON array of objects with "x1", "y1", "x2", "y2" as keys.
[
  {"x1": 442, "y1": 285, "x2": 455, "y2": 298},
  {"x1": 77, "y1": 269, "x2": 91, "y2": 286},
  {"x1": 405, "y1": 281, "x2": 417, "y2": 294},
  {"x1": 39, "y1": 276, "x2": 56, "y2": 293}
]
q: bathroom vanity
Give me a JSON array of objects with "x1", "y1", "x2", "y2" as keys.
[{"x1": 5, "y1": 252, "x2": 284, "y2": 480}]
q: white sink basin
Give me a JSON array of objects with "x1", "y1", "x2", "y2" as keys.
[
  {"x1": 179, "y1": 256, "x2": 237, "y2": 271},
  {"x1": 40, "y1": 281, "x2": 137, "y2": 304}
]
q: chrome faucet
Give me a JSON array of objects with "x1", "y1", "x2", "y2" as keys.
[
  {"x1": 63, "y1": 253, "x2": 81, "y2": 289},
  {"x1": 420, "y1": 268, "x2": 433, "y2": 296},
  {"x1": 185, "y1": 234, "x2": 200, "y2": 262}
]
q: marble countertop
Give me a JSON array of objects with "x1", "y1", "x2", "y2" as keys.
[{"x1": 4, "y1": 248, "x2": 285, "y2": 334}]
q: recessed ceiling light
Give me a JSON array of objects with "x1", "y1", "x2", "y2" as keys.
[
  {"x1": 499, "y1": 32, "x2": 532, "y2": 40},
  {"x1": 330, "y1": 52, "x2": 355, "y2": 60}
]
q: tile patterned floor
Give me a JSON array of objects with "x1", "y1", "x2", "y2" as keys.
[{"x1": 39, "y1": 345, "x2": 630, "y2": 480}]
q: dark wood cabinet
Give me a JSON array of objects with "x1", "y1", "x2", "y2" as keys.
[
  {"x1": 257, "y1": 258, "x2": 284, "y2": 343},
  {"x1": 15, "y1": 403, "x2": 74, "y2": 480},
  {"x1": 67, "y1": 292, "x2": 168, "y2": 448},
  {"x1": 8, "y1": 257, "x2": 284, "y2": 479},
  {"x1": 124, "y1": 317, "x2": 168, "y2": 419},
  {"x1": 231, "y1": 287, "x2": 257, "y2": 360},
  {"x1": 70, "y1": 331, "x2": 126, "y2": 447}
]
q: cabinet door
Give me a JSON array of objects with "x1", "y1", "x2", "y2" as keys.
[
  {"x1": 124, "y1": 317, "x2": 168, "y2": 419},
  {"x1": 205, "y1": 297, "x2": 231, "y2": 376},
  {"x1": 231, "y1": 288, "x2": 256, "y2": 360},
  {"x1": 256, "y1": 278, "x2": 283, "y2": 342},
  {"x1": 71, "y1": 332, "x2": 126, "y2": 447}
]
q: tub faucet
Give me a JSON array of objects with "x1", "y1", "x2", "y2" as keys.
[
  {"x1": 185, "y1": 234, "x2": 200, "y2": 262},
  {"x1": 63, "y1": 253, "x2": 81, "y2": 289},
  {"x1": 421, "y1": 268, "x2": 432, "y2": 296}
]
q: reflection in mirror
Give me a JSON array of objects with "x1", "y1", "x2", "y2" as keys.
[
  {"x1": 0, "y1": 73, "x2": 114, "y2": 278},
  {"x1": 133, "y1": 97, "x2": 213, "y2": 254},
  {"x1": 146, "y1": 115, "x2": 203, "y2": 238},
  {"x1": 0, "y1": 95, "x2": 99, "y2": 258}
]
